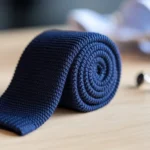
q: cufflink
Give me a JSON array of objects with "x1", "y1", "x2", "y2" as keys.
[{"x1": 136, "y1": 72, "x2": 150, "y2": 87}]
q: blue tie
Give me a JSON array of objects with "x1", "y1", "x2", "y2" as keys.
[{"x1": 0, "y1": 31, "x2": 121, "y2": 135}]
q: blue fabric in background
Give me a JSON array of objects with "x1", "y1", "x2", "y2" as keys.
[{"x1": 0, "y1": 30, "x2": 121, "y2": 135}]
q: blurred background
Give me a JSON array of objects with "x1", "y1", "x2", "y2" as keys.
[
  {"x1": 0, "y1": 0, "x2": 150, "y2": 56},
  {"x1": 0, "y1": 0, "x2": 123, "y2": 30}
]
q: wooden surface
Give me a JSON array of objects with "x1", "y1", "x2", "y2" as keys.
[{"x1": 0, "y1": 26, "x2": 150, "y2": 150}]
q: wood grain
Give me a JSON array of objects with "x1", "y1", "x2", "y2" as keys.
[{"x1": 0, "y1": 26, "x2": 150, "y2": 150}]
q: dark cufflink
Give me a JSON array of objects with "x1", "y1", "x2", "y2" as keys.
[{"x1": 136, "y1": 72, "x2": 150, "y2": 87}]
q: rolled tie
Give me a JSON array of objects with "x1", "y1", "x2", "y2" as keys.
[{"x1": 0, "y1": 30, "x2": 121, "y2": 135}]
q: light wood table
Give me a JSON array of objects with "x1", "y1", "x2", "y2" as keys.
[{"x1": 0, "y1": 26, "x2": 150, "y2": 150}]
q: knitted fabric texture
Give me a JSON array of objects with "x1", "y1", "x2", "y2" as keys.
[{"x1": 0, "y1": 30, "x2": 121, "y2": 135}]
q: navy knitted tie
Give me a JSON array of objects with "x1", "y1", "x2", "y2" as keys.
[{"x1": 0, "y1": 30, "x2": 121, "y2": 135}]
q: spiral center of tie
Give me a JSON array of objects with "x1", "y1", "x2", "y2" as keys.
[{"x1": 96, "y1": 65, "x2": 102, "y2": 75}]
